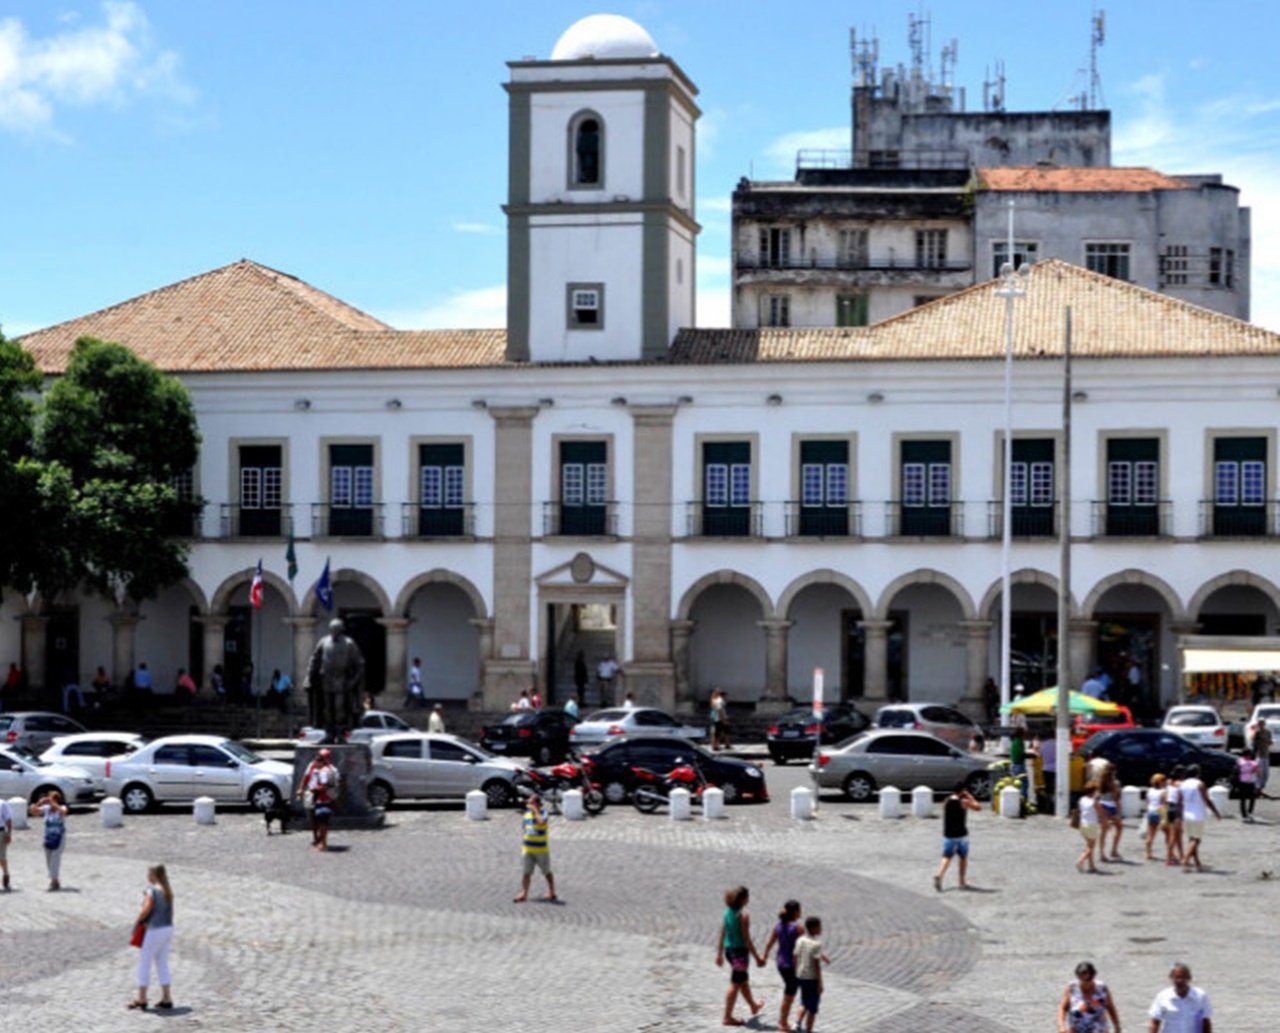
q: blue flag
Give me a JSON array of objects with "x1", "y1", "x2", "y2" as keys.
[{"x1": 316, "y1": 558, "x2": 334, "y2": 613}]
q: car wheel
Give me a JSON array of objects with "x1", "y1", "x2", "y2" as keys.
[
  {"x1": 483, "y1": 779, "x2": 514, "y2": 809},
  {"x1": 249, "y1": 783, "x2": 282, "y2": 813},
  {"x1": 964, "y1": 771, "x2": 993, "y2": 801},
  {"x1": 842, "y1": 771, "x2": 876, "y2": 803},
  {"x1": 602, "y1": 779, "x2": 628, "y2": 804},
  {"x1": 368, "y1": 780, "x2": 394, "y2": 809},
  {"x1": 771, "y1": 753, "x2": 788, "y2": 766},
  {"x1": 535, "y1": 744, "x2": 553, "y2": 765},
  {"x1": 122, "y1": 783, "x2": 154, "y2": 814},
  {"x1": 720, "y1": 781, "x2": 741, "y2": 805},
  {"x1": 30, "y1": 784, "x2": 61, "y2": 806}
]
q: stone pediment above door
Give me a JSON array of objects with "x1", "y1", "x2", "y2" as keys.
[{"x1": 535, "y1": 551, "x2": 629, "y2": 591}]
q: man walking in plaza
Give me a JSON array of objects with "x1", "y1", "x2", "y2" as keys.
[
  {"x1": 933, "y1": 786, "x2": 981, "y2": 891},
  {"x1": 0, "y1": 796, "x2": 12, "y2": 891},
  {"x1": 428, "y1": 703, "x2": 445, "y2": 734},
  {"x1": 1248, "y1": 717, "x2": 1272, "y2": 795},
  {"x1": 1148, "y1": 962, "x2": 1212, "y2": 1033},
  {"x1": 1178, "y1": 765, "x2": 1220, "y2": 871},
  {"x1": 406, "y1": 657, "x2": 425, "y2": 708},
  {"x1": 513, "y1": 793, "x2": 556, "y2": 903}
]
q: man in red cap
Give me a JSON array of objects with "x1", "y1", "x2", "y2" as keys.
[{"x1": 298, "y1": 749, "x2": 339, "y2": 851}]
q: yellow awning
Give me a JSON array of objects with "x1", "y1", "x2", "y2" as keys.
[{"x1": 1181, "y1": 648, "x2": 1280, "y2": 673}]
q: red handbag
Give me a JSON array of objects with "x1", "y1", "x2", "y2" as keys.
[{"x1": 130, "y1": 922, "x2": 146, "y2": 948}]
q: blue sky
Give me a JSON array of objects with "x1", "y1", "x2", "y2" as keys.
[{"x1": 3, "y1": 1, "x2": 1279, "y2": 336}]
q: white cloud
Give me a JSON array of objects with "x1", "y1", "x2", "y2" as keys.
[
  {"x1": 0, "y1": 1, "x2": 190, "y2": 135},
  {"x1": 758, "y1": 126, "x2": 847, "y2": 179},
  {"x1": 381, "y1": 284, "x2": 507, "y2": 330},
  {"x1": 452, "y1": 221, "x2": 499, "y2": 235}
]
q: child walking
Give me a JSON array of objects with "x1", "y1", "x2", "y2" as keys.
[
  {"x1": 760, "y1": 899, "x2": 803, "y2": 1032},
  {"x1": 715, "y1": 885, "x2": 765, "y2": 1027},
  {"x1": 1144, "y1": 773, "x2": 1167, "y2": 860},
  {"x1": 793, "y1": 916, "x2": 828, "y2": 1032}
]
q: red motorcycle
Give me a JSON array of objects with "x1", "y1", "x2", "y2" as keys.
[
  {"x1": 630, "y1": 762, "x2": 708, "y2": 813},
  {"x1": 516, "y1": 755, "x2": 606, "y2": 814}
]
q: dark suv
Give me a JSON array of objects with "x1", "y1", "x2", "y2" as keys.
[{"x1": 479, "y1": 709, "x2": 574, "y2": 764}]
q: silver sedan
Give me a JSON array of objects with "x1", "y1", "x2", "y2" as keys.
[
  {"x1": 809, "y1": 729, "x2": 995, "y2": 802},
  {"x1": 568, "y1": 707, "x2": 707, "y2": 747}
]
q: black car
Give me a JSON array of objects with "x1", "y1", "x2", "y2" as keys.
[
  {"x1": 766, "y1": 703, "x2": 871, "y2": 764},
  {"x1": 479, "y1": 709, "x2": 574, "y2": 764},
  {"x1": 1077, "y1": 729, "x2": 1238, "y2": 790},
  {"x1": 585, "y1": 736, "x2": 769, "y2": 805}
]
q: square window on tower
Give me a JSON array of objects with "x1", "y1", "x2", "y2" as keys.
[{"x1": 567, "y1": 283, "x2": 605, "y2": 330}]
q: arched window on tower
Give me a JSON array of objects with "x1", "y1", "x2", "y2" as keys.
[{"x1": 571, "y1": 112, "x2": 603, "y2": 188}]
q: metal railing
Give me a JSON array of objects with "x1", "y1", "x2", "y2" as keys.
[
  {"x1": 399, "y1": 502, "x2": 476, "y2": 538},
  {"x1": 735, "y1": 254, "x2": 971, "y2": 273},
  {"x1": 1198, "y1": 500, "x2": 1278, "y2": 538},
  {"x1": 1090, "y1": 501, "x2": 1172, "y2": 538},
  {"x1": 884, "y1": 501, "x2": 966, "y2": 538},
  {"x1": 219, "y1": 504, "x2": 295, "y2": 539},
  {"x1": 784, "y1": 502, "x2": 863, "y2": 538},
  {"x1": 163, "y1": 503, "x2": 206, "y2": 539},
  {"x1": 310, "y1": 503, "x2": 385, "y2": 539},
  {"x1": 541, "y1": 501, "x2": 618, "y2": 537},
  {"x1": 986, "y1": 501, "x2": 1060, "y2": 539},
  {"x1": 685, "y1": 501, "x2": 764, "y2": 538},
  {"x1": 794, "y1": 147, "x2": 969, "y2": 171}
]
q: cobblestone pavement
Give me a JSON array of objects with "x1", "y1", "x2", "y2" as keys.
[{"x1": 0, "y1": 768, "x2": 1275, "y2": 1032}]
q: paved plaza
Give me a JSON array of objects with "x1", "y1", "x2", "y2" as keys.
[{"x1": 1, "y1": 766, "x2": 1275, "y2": 1032}]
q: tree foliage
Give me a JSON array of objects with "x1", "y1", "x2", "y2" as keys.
[{"x1": 0, "y1": 333, "x2": 43, "y2": 593}]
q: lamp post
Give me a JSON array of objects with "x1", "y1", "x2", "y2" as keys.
[{"x1": 994, "y1": 201, "x2": 1029, "y2": 719}]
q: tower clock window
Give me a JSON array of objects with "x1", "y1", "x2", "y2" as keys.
[{"x1": 570, "y1": 112, "x2": 603, "y2": 188}]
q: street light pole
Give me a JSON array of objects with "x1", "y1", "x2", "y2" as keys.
[{"x1": 994, "y1": 200, "x2": 1028, "y2": 718}]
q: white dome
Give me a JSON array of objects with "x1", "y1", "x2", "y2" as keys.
[{"x1": 551, "y1": 14, "x2": 659, "y2": 61}]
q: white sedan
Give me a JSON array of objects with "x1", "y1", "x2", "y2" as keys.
[
  {"x1": 104, "y1": 734, "x2": 294, "y2": 813},
  {"x1": 0, "y1": 746, "x2": 99, "y2": 805},
  {"x1": 297, "y1": 709, "x2": 417, "y2": 744},
  {"x1": 568, "y1": 707, "x2": 707, "y2": 746},
  {"x1": 1162, "y1": 705, "x2": 1228, "y2": 750},
  {"x1": 40, "y1": 732, "x2": 146, "y2": 793}
]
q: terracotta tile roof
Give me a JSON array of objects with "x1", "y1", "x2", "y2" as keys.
[
  {"x1": 977, "y1": 167, "x2": 1193, "y2": 192},
  {"x1": 670, "y1": 260, "x2": 1280, "y2": 363}
]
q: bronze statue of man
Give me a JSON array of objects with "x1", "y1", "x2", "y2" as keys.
[{"x1": 306, "y1": 618, "x2": 365, "y2": 740}]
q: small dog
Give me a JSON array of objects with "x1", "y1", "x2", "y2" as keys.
[{"x1": 263, "y1": 802, "x2": 292, "y2": 835}]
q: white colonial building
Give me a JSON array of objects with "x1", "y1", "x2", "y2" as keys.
[{"x1": 10, "y1": 15, "x2": 1280, "y2": 720}]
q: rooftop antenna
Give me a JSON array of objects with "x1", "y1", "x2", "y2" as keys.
[
  {"x1": 940, "y1": 38, "x2": 958, "y2": 93},
  {"x1": 983, "y1": 60, "x2": 1006, "y2": 112},
  {"x1": 1089, "y1": 8, "x2": 1106, "y2": 110},
  {"x1": 907, "y1": 9, "x2": 929, "y2": 81},
  {"x1": 850, "y1": 27, "x2": 880, "y2": 89}
]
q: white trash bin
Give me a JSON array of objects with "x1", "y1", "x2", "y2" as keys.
[
  {"x1": 879, "y1": 786, "x2": 902, "y2": 819},
  {"x1": 561, "y1": 788, "x2": 585, "y2": 821},
  {"x1": 8, "y1": 797, "x2": 29, "y2": 830},
  {"x1": 999, "y1": 785, "x2": 1022, "y2": 820},
  {"x1": 1121, "y1": 785, "x2": 1142, "y2": 819},
  {"x1": 1208, "y1": 784, "x2": 1230, "y2": 816},
  {"x1": 790, "y1": 786, "x2": 814, "y2": 820},
  {"x1": 100, "y1": 797, "x2": 124, "y2": 828},
  {"x1": 669, "y1": 787, "x2": 692, "y2": 821},
  {"x1": 702, "y1": 786, "x2": 725, "y2": 820},
  {"x1": 193, "y1": 796, "x2": 216, "y2": 825},
  {"x1": 911, "y1": 785, "x2": 934, "y2": 818},
  {"x1": 465, "y1": 789, "x2": 488, "y2": 821}
]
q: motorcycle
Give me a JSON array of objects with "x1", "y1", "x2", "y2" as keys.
[
  {"x1": 630, "y1": 761, "x2": 708, "y2": 813},
  {"x1": 515, "y1": 754, "x2": 606, "y2": 815}
]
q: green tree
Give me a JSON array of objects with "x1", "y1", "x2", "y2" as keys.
[
  {"x1": 0, "y1": 333, "x2": 44, "y2": 594},
  {"x1": 35, "y1": 337, "x2": 201, "y2": 604}
]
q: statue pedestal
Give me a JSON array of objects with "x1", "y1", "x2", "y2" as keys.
[{"x1": 291, "y1": 743, "x2": 385, "y2": 830}]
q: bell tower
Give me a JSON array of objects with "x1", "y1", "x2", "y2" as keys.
[{"x1": 504, "y1": 15, "x2": 699, "y2": 363}]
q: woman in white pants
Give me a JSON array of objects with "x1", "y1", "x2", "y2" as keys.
[{"x1": 129, "y1": 864, "x2": 175, "y2": 1010}]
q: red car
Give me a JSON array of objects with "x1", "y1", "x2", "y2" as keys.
[{"x1": 1070, "y1": 706, "x2": 1136, "y2": 751}]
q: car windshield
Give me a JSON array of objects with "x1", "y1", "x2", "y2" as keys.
[
  {"x1": 1257, "y1": 707, "x2": 1280, "y2": 721},
  {"x1": 780, "y1": 709, "x2": 822, "y2": 724},
  {"x1": 1167, "y1": 711, "x2": 1216, "y2": 727},
  {"x1": 876, "y1": 709, "x2": 915, "y2": 727},
  {"x1": 0, "y1": 717, "x2": 12, "y2": 730},
  {"x1": 585, "y1": 709, "x2": 628, "y2": 723},
  {"x1": 221, "y1": 740, "x2": 264, "y2": 764},
  {"x1": 499, "y1": 713, "x2": 534, "y2": 727}
]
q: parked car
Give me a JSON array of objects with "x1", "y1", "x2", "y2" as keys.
[
  {"x1": 104, "y1": 734, "x2": 294, "y2": 813},
  {"x1": 1076, "y1": 729, "x2": 1238, "y2": 790},
  {"x1": 479, "y1": 709, "x2": 575, "y2": 764},
  {"x1": 0, "y1": 746, "x2": 99, "y2": 805},
  {"x1": 874, "y1": 703, "x2": 982, "y2": 748},
  {"x1": 40, "y1": 732, "x2": 146, "y2": 793},
  {"x1": 569, "y1": 707, "x2": 707, "y2": 747},
  {"x1": 1161, "y1": 705, "x2": 1228, "y2": 750},
  {"x1": 810, "y1": 729, "x2": 995, "y2": 802},
  {"x1": 766, "y1": 703, "x2": 871, "y2": 764},
  {"x1": 1070, "y1": 706, "x2": 1138, "y2": 750},
  {"x1": 583, "y1": 736, "x2": 768, "y2": 804},
  {"x1": 298, "y1": 709, "x2": 417, "y2": 744},
  {"x1": 367, "y1": 733, "x2": 525, "y2": 808},
  {"x1": 1247, "y1": 703, "x2": 1280, "y2": 758},
  {"x1": 0, "y1": 712, "x2": 89, "y2": 753}
]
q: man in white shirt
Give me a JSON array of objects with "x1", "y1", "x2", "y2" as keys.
[
  {"x1": 406, "y1": 658, "x2": 425, "y2": 708},
  {"x1": 428, "y1": 703, "x2": 445, "y2": 734},
  {"x1": 1178, "y1": 765, "x2": 1221, "y2": 871},
  {"x1": 596, "y1": 657, "x2": 619, "y2": 705},
  {"x1": 1148, "y1": 962, "x2": 1212, "y2": 1033}
]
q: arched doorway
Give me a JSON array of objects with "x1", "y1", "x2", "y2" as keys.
[
  {"x1": 980, "y1": 573, "x2": 1066, "y2": 693},
  {"x1": 136, "y1": 580, "x2": 208, "y2": 694},
  {"x1": 211, "y1": 571, "x2": 294, "y2": 701},
  {"x1": 779, "y1": 572, "x2": 874, "y2": 701},
  {"x1": 402, "y1": 580, "x2": 483, "y2": 703},
  {"x1": 684, "y1": 580, "x2": 768, "y2": 704},
  {"x1": 1085, "y1": 572, "x2": 1181, "y2": 718},
  {"x1": 877, "y1": 574, "x2": 973, "y2": 704}
]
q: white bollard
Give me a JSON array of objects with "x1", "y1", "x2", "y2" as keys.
[
  {"x1": 8, "y1": 797, "x2": 29, "y2": 829},
  {"x1": 1208, "y1": 784, "x2": 1230, "y2": 816},
  {"x1": 702, "y1": 786, "x2": 725, "y2": 820},
  {"x1": 999, "y1": 784, "x2": 1022, "y2": 819},
  {"x1": 100, "y1": 797, "x2": 124, "y2": 828},
  {"x1": 670, "y1": 787, "x2": 692, "y2": 820},
  {"x1": 561, "y1": 788, "x2": 585, "y2": 821},
  {"x1": 790, "y1": 786, "x2": 814, "y2": 820},
  {"x1": 193, "y1": 796, "x2": 216, "y2": 825},
  {"x1": 1121, "y1": 785, "x2": 1142, "y2": 819},
  {"x1": 879, "y1": 786, "x2": 902, "y2": 819},
  {"x1": 465, "y1": 789, "x2": 488, "y2": 821},
  {"x1": 911, "y1": 785, "x2": 934, "y2": 818}
]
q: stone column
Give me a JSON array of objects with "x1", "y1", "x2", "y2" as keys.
[
  {"x1": 758, "y1": 619, "x2": 794, "y2": 711},
  {"x1": 858, "y1": 620, "x2": 895, "y2": 705},
  {"x1": 377, "y1": 617, "x2": 411, "y2": 703},
  {"x1": 108, "y1": 612, "x2": 141, "y2": 689},
  {"x1": 1068, "y1": 619, "x2": 1099, "y2": 691},
  {"x1": 468, "y1": 618, "x2": 495, "y2": 711},
  {"x1": 627, "y1": 405, "x2": 678, "y2": 709},
  {"x1": 483, "y1": 406, "x2": 539, "y2": 708},
  {"x1": 958, "y1": 620, "x2": 995, "y2": 719},
  {"x1": 670, "y1": 620, "x2": 695, "y2": 709},
  {"x1": 196, "y1": 616, "x2": 229, "y2": 690},
  {"x1": 20, "y1": 614, "x2": 48, "y2": 691},
  {"x1": 283, "y1": 616, "x2": 318, "y2": 711}
]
